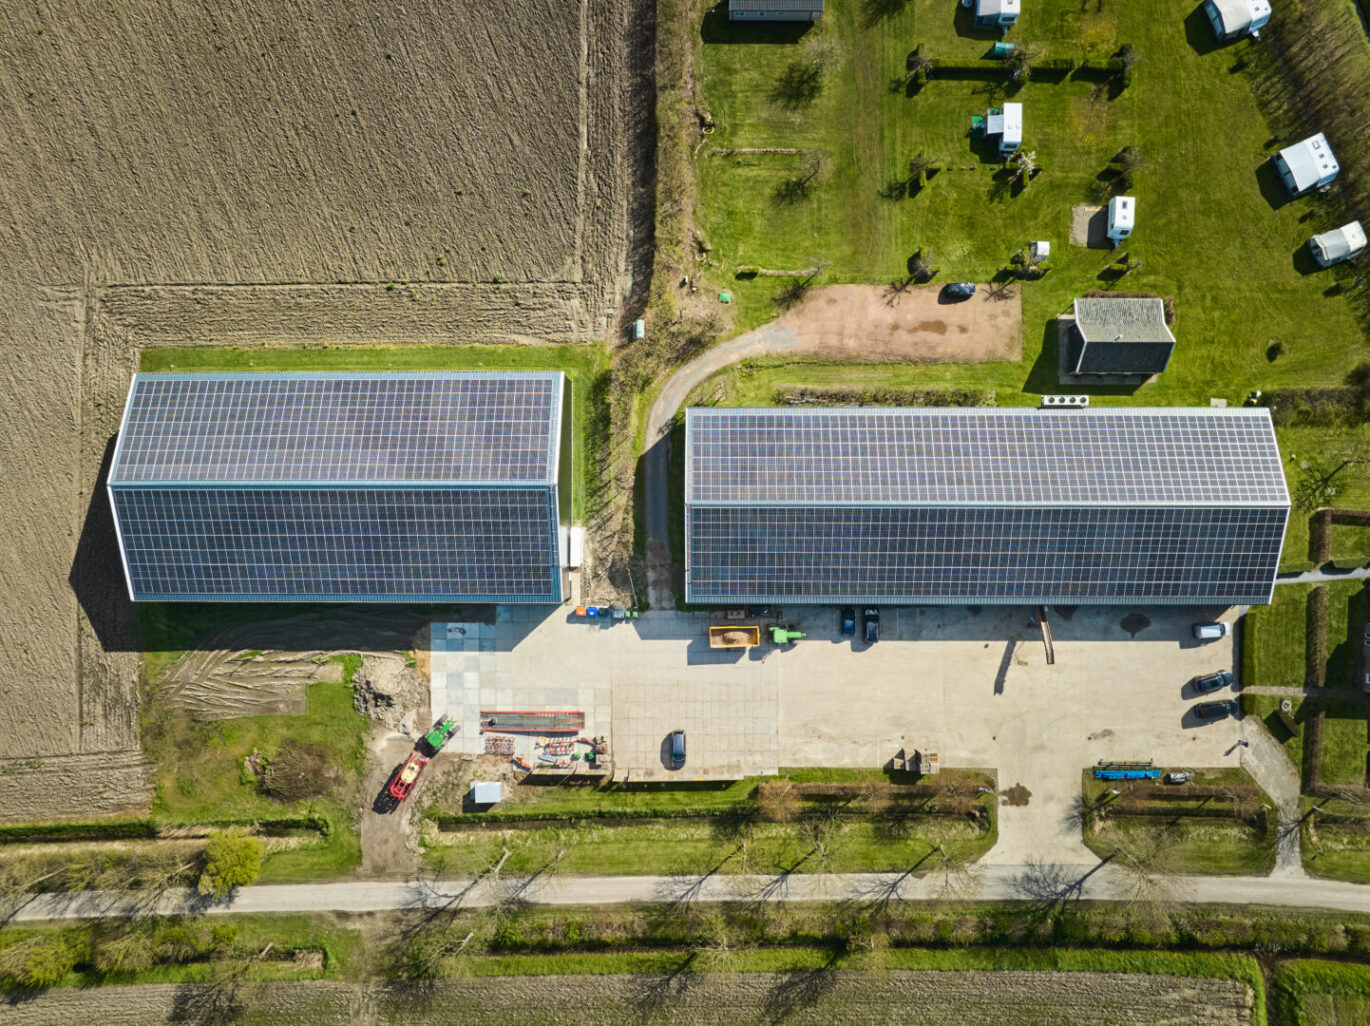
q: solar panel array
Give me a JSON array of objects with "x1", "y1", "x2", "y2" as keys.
[
  {"x1": 685, "y1": 407, "x2": 1289, "y2": 606},
  {"x1": 109, "y1": 373, "x2": 567, "y2": 603},
  {"x1": 111, "y1": 373, "x2": 561, "y2": 485}
]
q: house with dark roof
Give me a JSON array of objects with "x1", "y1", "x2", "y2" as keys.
[
  {"x1": 728, "y1": 0, "x2": 824, "y2": 21},
  {"x1": 1067, "y1": 297, "x2": 1176, "y2": 377}
]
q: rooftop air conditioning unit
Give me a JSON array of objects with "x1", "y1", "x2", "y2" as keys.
[{"x1": 1040, "y1": 395, "x2": 1090, "y2": 408}]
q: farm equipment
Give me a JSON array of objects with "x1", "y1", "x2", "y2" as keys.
[
  {"x1": 480, "y1": 710, "x2": 585, "y2": 734},
  {"x1": 769, "y1": 626, "x2": 806, "y2": 645},
  {"x1": 709, "y1": 625, "x2": 760, "y2": 649},
  {"x1": 424, "y1": 717, "x2": 458, "y2": 753},
  {"x1": 388, "y1": 751, "x2": 431, "y2": 801},
  {"x1": 484, "y1": 736, "x2": 515, "y2": 756}
]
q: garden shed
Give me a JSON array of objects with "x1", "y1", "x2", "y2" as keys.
[
  {"x1": 973, "y1": 0, "x2": 1021, "y2": 29},
  {"x1": 1309, "y1": 221, "x2": 1367, "y2": 268},
  {"x1": 1068, "y1": 297, "x2": 1176, "y2": 376},
  {"x1": 1203, "y1": 0, "x2": 1271, "y2": 41},
  {"x1": 729, "y1": 0, "x2": 824, "y2": 20},
  {"x1": 1274, "y1": 133, "x2": 1340, "y2": 197},
  {"x1": 986, "y1": 102, "x2": 1022, "y2": 156}
]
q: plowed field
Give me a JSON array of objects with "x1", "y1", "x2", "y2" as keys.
[
  {"x1": 0, "y1": 971, "x2": 1253, "y2": 1025},
  {"x1": 0, "y1": 0, "x2": 646, "y2": 818}
]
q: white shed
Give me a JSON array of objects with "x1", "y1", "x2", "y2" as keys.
[
  {"x1": 1309, "y1": 221, "x2": 1367, "y2": 268},
  {"x1": 1203, "y1": 0, "x2": 1271, "y2": 41},
  {"x1": 1275, "y1": 133, "x2": 1340, "y2": 197},
  {"x1": 974, "y1": 0, "x2": 1021, "y2": 28},
  {"x1": 986, "y1": 102, "x2": 1022, "y2": 156},
  {"x1": 1107, "y1": 195, "x2": 1135, "y2": 242},
  {"x1": 470, "y1": 781, "x2": 503, "y2": 805}
]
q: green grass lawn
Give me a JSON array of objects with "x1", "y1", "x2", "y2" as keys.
[
  {"x1": 143, "y1": 656, "x2": 367, "y2": 881},
  {"x1": 694, "y1": 0, "x2": 1364, "y2": 392},
  {"x1": 423, "y1": 768, "x2": 996, "y2": 876},
  {"x1": 1242, "y1": 581, "x2": 1364, "y2": 689},
  {"x1": 1081, "y1": 769, "x2": 1276, "y2": 875},
  {"x1": 1276, "y1": 959, "x2": 1370, "y2": 1026},
  {"x1": 139, "y1": 343, "x2": 611, "y2": 522},
  {"x1": 426, "y1": 815, "x2": 991, "y2": 877},
  {"x1": 1320, "y1": 700, "x2": 1369, "y2": 786}
]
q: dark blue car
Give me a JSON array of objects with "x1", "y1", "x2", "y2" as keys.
[{"x1": 840, "y1": 607, "x2": 856, "y2": 636}]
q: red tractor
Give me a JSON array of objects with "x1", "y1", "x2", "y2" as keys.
[{"x1": 388, "y1": 751, "x2": 430, "y2": 801}]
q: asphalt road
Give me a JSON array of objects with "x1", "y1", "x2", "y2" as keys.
[{"x1": 13, "y1": 864, "x2": 1370, "y2": 923}]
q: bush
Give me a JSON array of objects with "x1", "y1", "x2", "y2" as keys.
[
  {"x1": 197, "y1": 829, "x2": 264, "y2": 897},
  {"x1": 0, "y1": 935, "x2": 78, "y2": 989},
  {"x1": 261, "y1": 741, "x2": 338, "y2": 802}
]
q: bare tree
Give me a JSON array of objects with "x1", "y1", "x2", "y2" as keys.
[
  {"x1": 925, "y1": 842, "x2": 985, "y2": 900},
  {"x1": 1292, "y1": 431, "x2": 1370, "y2": 511}
]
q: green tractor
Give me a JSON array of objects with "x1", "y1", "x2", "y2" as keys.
[
  {"x1": 424, "y1": 717, "x2": 458, "y2": 754},
  {"x1": 769, "y1": 626, "x2": 806, "y2": 645}
]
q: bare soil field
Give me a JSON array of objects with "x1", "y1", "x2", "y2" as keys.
[
  {"x1": 0, "y1": 0, "x2": 647, "y2": 819},
  {"x1": 0, "y1": 970, "x2": 1253, "y2": 1025}
]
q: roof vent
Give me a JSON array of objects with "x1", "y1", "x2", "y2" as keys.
[{"x1": 1040, "y1": 395, "x2": 1090, "y2": 408}]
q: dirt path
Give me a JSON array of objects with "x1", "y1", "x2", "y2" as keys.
[
  {"x1": 0, "y1": 971, "x2": 1252, "y2": 1026},
  {"x1": 1241, "y1": 715, "x2": 1306, "y2": 877},
  {"x1": 642, "y1": 284, "x2": 1022, "y2": 607},
  {"x1": 360, "y1": 736, "x2": 423, "y2": 880}
]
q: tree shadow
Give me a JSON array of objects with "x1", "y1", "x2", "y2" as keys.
[
  {"x1": 762, "y1": 952, "x2": 842, "y2": 1022},
  {"x1": 771, "y1": 60, "x2": 823, "y2": 109},
  {"x1": 863, "y1": 0, "x2": 910, "y2": 28}
]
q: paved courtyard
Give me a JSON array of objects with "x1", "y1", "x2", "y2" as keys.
[{"x1": 430, "y1": 604, "x2": 1238, "y2": 859}]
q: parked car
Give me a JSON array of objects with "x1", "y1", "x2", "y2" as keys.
[
  {"x1": 840, "y1": 607, "x2": 856, "y2": 636},
  {"x1": 1192, "y1": 621, "x2": 1231, "y2": 641},
  {"x1": 1195, "y1": 700, "x2": 1236, "y2": 720},
  {"x1": 746, "y1": 605, "x2": 777, "y2": 618},
  {"x1": 1191, "y1": 670, "x2": 1234, "y2": 694},
  {"x1": 944, "y1": 282, "x2": 976, "y2": 300},
  {"x1": 669, "y1": 729, "x2": 686, "y2": 769},
  {"x1": 1163, "y1": 770, "x2": 1194, "y2": 785},
  {"x1": 862, "y1": 607, "x2": 880, "y2": 644}
]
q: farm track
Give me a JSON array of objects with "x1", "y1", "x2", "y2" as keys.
[
  {"x1": 0, "y1": 971, "x2": 1252, "y2": 1026},
  {"x1": 0, "y1": 0, "x2": 645, "y2": 819}
]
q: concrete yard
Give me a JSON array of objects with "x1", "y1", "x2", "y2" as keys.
[{"x1": 430, "y1": 604, "x2": 1238, "y2": 860}]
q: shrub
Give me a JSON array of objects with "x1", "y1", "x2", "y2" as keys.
[
  {"x1": 261, "y1": 741, "x2": 338, "y2": 802},
  {"x1": 197, "y1": 829, "x2": 264, "y2": 897},
  {"x1": 0, "y1": 935, "x2": 78, "y2": 989}
]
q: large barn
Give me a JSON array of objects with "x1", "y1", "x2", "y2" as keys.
[
  {"x1": 108, "y1": 372, "x2": 572, "y2": 603},
  {"x1": 684, "y1": 406, "x2": 1288, "y2": 607}
]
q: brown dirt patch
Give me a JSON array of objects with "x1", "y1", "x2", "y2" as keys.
[
  {"x1": 1002, "y1": 784, "x2": 1033, "y2": 807},
  {"x1": 0, "y1": 971, "x2": 1253, "y2": 1025},
  {"x1": 763, "y1": 284, "x2": 1021, "y2": 363}
]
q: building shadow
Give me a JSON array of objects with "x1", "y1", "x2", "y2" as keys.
[
  {"x1": 1291, "y1": 242, "x2": 1323, "y2": 277},
  {"x1": 69, "y1": 435, "x2": 140, "y2": 653},
  {"x1": 701, "y1": 6, "x2": 812, "y2": 44},
  {"x1": 1255, "y1": 159, "x2": 1291, "y2": 211},
  {"x1": 954, "y1": 2, "x2": 1003, "y2": 40},
  {"x1": 1183, "y1": 5, "x2": 1222, "y2": 57}
]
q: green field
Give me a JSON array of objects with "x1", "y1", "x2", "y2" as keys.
[
  {"x1": 142, "y1": 657, "x2": 367, "y2": 881},
  {"x1": 1242, "y1": 582, "x2": 1365, "y2": 689},
  {"x1": 1081, "y1": 769, "x2": 1276, "y2": 876},
  {"x1": 693, "y1": 0, "x2": 1364, "y2": 389}
]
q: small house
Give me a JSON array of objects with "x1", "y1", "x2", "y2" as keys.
[
  {"x1": 986, "y1": 102, "x2": 1023, "y2": 156},
  {"x1": 729, "y1": 0, "x2": 824, "y2": 21},
  {"x1": 1203, "y1": 0, "x2": 1271, "y2": 41},
  {"x1": 1107, "y1": 195, "x2": 1135, "y2": 243},
  {"x1": 1309, "y1": 221, "x2": 1367, "y2": 268},
  {"x1": 1068, "y1": 297, "x2": 1176, "y2": 377},
  {"x1": 973, "y1": 0, "x2": 1021, "y2": 29},
  {"x1": 1274, "y1": 133, "x2": 1340, "y2": 197}
]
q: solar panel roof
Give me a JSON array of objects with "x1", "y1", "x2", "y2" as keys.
[
  {"x1": 686, "y1": 407, "x2": 1287, "y2": 508},
  {"x1": 110, "y1": 372, "x2": 563, "y2": 486}
]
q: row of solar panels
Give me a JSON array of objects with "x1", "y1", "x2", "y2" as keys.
[{"x1": 108, "y1": 373, "x2": 1290, "y2": 605}]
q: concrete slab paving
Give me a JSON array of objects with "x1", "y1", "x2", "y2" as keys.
[{"x1": 429, "y1": 603, "x2": 1240, "y2": 864}]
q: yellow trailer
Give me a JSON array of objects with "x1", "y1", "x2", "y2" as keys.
[{"x1": 709, "y1": 625, "x2": 760, "y2": 648}]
